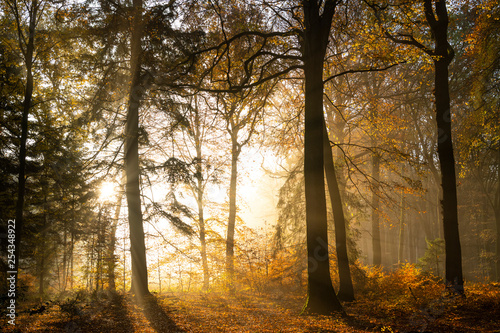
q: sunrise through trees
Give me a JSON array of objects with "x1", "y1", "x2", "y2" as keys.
[{"x1": 1, "y1": 0, "x2": 499, "y2": 332}]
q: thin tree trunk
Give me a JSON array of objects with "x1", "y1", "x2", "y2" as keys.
[
  {"x1": 193, "y1": 103, "x2": 210, "y2": 290},
  {"x1": 125, "y1": 0, "x2": 149, "y2": 298},
  {"x1": 196, "y1": 148, "x2": 210, "y2": 290},
  {"x1": 371, "y1": 152, "x2": 381, "y2": 266},
  {"x1": 302, "y1": 0, "x2": 344, "y2": 315},
  {"x1": 14, "y1": 0, "x2": 38, "y2": 276},
  {"x1": 226, "y1": 134, "x2": 240, "y2": 289},
  {"x1": 108, "y1": 190, "x2": 123, "y2": 291},
  {"x1": 157, "y1": 248, "x2": 161, "y2": 293},
  {"x1": 63, "y1": 226, "x2": 67, "y2": 291},
  {"x1": 39, "y1": 195, "x2": 48, "y2": 296},
  {"x1": 432, "y1": 11, "x2": 463, "y2": 295},
  {"x1": 323, "y1": 121, "x2": 354, "y2": 301},
  {"x1": 70, "y1": 229, "x2": 74, "y2": 289},
  {"x1": 398, "y1": 185, "x2": 405, "y2": 265},
  {"x1": 96, "y1": 209, "x2": 102, "y2": 291}
]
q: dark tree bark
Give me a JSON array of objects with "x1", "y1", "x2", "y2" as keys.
[
  {"x1": 125, "y1": 0, "x2": 149, "y2": 298},
  {"x1": 226, "y1": 128, "x2": 241, "y2": 288},
  {"x1": 371, "y1": 152, "x2": 381, "y2": 266},
  {"x1": 323, "y1": 121, "x2": 355, "y2": 302},
  {"x1": 14, "y1": 0, "x2": 38, "y2": 276},
  {"x1": 38, "y1": 196, "x2": 48, "y2": 296},
  {"x1": 376, "y1": 0, "x2": 464, "y2": 293},
  {"x1": 107, "y1": 190, "x2": 123, "y2": 291},
  {"x1": 193, "y1": 106, "x2": 210, "y2": 290},
  {"x1": 223, "y1": 92, "x2": 265, "y2": 289},
  {"x1": 425, "y1": 0, "x2": 464, "y2": 293},
  {"x1": 398, "y1": 184, "x2": 405, "y2": 265},
  {"x1": 495, "y1": 177, "x2": 500, "y2": 281},
  {"x1": 301, "y1": 0, "x2": 344, "y2": 315},
  {"x1": 196, "y1": 167, "x2": 210, "y2": 290}
]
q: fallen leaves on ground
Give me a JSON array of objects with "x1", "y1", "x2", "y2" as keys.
[{"x1": 1, "y1": 284, "x2": 499, "y2": 332}]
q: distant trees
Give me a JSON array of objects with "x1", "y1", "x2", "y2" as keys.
[
  {"x1": 0, "y1": 0, "x2": 98, "y2": 295},
  {"x1": 2, "y1": 0, "x2": 500, "y2": 306},
  {"x1": 372, "y1": 0, "x2": 464, "y2": 293},
  {"x1": 461, "y1": 0, "x2": 500, "y2": 281},
  {"x1": 5, "y1": 0, "x2": 41, "y2": 277}
]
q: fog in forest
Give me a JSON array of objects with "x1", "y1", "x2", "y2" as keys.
[{"x1": 1, "y1": 0, "x2": 499, "y2": 331}]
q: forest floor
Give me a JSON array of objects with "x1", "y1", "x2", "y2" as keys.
[{"x1": 1, "y1": 282, "x2": 500, "y2": 333}]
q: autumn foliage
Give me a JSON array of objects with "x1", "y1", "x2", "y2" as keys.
[{"x1": 1, "y1": 265, "x2": 499, "y2": 332}]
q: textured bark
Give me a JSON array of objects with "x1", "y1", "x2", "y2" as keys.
[
  {"x1": 14, "y1": 0, "x2": 38, "y2": 275},
  {"x1": 302, "y1": 0, "x2": 344, "y2": 315},
  {"x1": 194, "y1": 115, "x2": 210, "y2": 289},
  {"x1": 38, "y1": 197, "x2": 47, "y2": 296},
  {"x1": 197, "y1": 182, "x2": 209, "y2": 290},
  {"x1": 108, "y1": 190, "x2": 123, "y2": 291},
  {"x1": 426, "y1": 0, "x2": 464, "y2": 293},
  {"x1": 226, "y1": 132, "x2": 240, "y2": 288},
  {"x1": 323, "y1": 121, "x2": 354, "y2": 302},
  {"x1": 125, "y1": 0, "x2": 149, "y2": 298},
  {"x1": 371, "y1": 153, "x2": 381, "y2": 266},
  {"x1": 398, "y1": 187, "x2": 405, "y2": 265}
]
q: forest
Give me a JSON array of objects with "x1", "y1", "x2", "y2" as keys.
[{"x1": 1, "y1": 0, "x2": 499, "y2": 332}]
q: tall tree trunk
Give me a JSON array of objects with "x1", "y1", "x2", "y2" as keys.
[
  {"x1": 107, "y1": 190, "x2": 123, "y2": 291},
  {"x1": 14, "y1": 0, "x2": 38, "y2": 276},
  {"x1": 198, "y1": 189, "x2": 209, "y2": 290},
  {"x1": 409, "y1": 216, "x2": 416, "y2": 264},
  {"x1": 195, "y1": 146, "x2": 210, "y2": 290},
  {"x1": 398, "y1": 185, "x2": 405, "y2": 265},
  {"x1": 436, "y1": 185, "x2": 443, "y2": 239},
  {"x1": 226, "y1": 133, "x2": 240, "y2": 289},
  {"x1": 96, "y1": 208, "x2": 103, "y2": 291},
  {"x1": 62, "y1": 226, "x2": 67, "y2": 291},
  {"x1": 371, "y1": 152, "x2": 381, "y2": 266},
  {"x1": 323, "y1": 121, "x2": 354, "y2": 302},
  {"x1": 125, "y1": 0, "x2": 149, "y2": 298},
  {"x1": 192, "y1": 101, "x2": 210, "y2": 290},
  {"x1": 38, "y1": 196, "x2": 48, "y2": 296},
  {"x1": 302, "y1": 0, "x2": 344, "y2": 315},
  {"x1": 428, "y1": 0, "x2": 464, "y2": 294}
]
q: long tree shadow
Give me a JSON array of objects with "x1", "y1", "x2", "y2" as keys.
[
  {"x1": 141, "y1": 294, "x2": 185, "y2": 333},
  {"x1": 103, "y1": 292, "x2": 135, "y2": 332},
  {"x1": 76, "y1": 291, "x2": 135, "y2": 333}
]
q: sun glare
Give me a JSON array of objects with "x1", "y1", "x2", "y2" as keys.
[{"x1": 99, "y1": 182, "x2": 116, "y2": 201}]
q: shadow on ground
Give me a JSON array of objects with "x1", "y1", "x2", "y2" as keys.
[
  {"x1": 141, "y1": 294, "x2": 185, "y2": 333},
  {"x1": 74, "y1": 291, "x2": 135, "y2": 333}
]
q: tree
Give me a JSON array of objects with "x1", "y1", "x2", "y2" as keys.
[
  {"x1": 4, "y1": 0, "x2": 41, "y2": 280},
  {"x1": 219, "y1": 87, "x2": 273, "y2": 287},
  {"x1": 462, "y1": 0, "x2": 500, "y2": 281},
  {"x1": 323, "y1": 119, "x2": 354, "y2": 301},
  {"x1": 372, "y1": 0, "x2": 464, "y2": 294},
  {"x1": 180, "y1": 0, "x2": 344, "y2": 312},
  {"x1": 301, "y1": 0, "x2": 344, "y2": 314},
  {"x1": 160, "y1": 94, "x2": 224, "y2": 290},
  {"x1": 125, "y1": 0, "x2": 149, "y2": 298}
]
